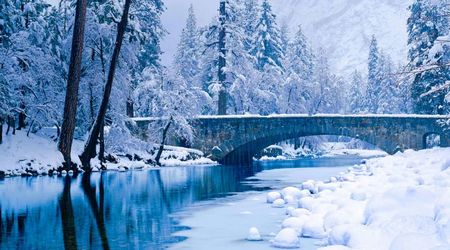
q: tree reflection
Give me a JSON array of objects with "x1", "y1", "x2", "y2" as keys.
[
  {"x1": 81, "y1": 173, "x2": 110, "y2": 250},
  {"x1": 59, "y1": 176, "x2": 78, "y2": 250}
]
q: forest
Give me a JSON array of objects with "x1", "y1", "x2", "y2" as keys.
[{"x1": 0, "y1": 0, "x2": 449, "y2": 171}]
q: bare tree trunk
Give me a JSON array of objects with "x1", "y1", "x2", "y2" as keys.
[
  {"x1": 98, "y1": 121, "x2": 105, "y2": 163},
  {"x1": 126, "y1": 98, "x2": 134, "y2": 117},
  {"x1": 0, "y1": 118, "x2": 3, "y2": 144},
  {"x1": 58, "y1": 0, "x2": 88, "y2": 166},
  {"x1": 155, "y1": 118, "x2": 172, "y2": 166},
  {"x1": 79, "y1": 0, "x2": 132, "y2": 170},
  {"x1": 17, "y1": 105, "x2": 26, "y2": 130},
  {"x1": 217, "y1": 0, "x2": 227, "y2": 115}
]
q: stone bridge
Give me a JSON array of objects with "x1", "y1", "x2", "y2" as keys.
[{"x1": 132, "y1": 115, "x2": 450, "y2": 165}]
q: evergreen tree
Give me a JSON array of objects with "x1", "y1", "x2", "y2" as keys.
[
  {"x1": 241, "y1": 0, "x2": 258, "y2": 53},
  {"x1": 287, "y1": 26, "x2": 314, "y2": 80},
  {"x1": 408, "y1": 0, "x2": 449, "y2": 114},
  {"x1": 364, "y1": 35, "x2": 381, "y2": 113},
  {"x1": 348, "y1": 70, "x2": 364, "y2": 114},
  {"x1": 281, "y1": 26, "x2": 314, "y2": 114},
  {"x1": 252, "y1": 0, "x2": 284, "y2": 71},
  {"x1": 377, "y1": 55, "x2": 399, "y2": 114},
  {"x1": 174, "y1": 5, "x2": 201, "y2": 88}
]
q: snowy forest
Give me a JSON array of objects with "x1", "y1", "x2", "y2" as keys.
[
  {"x1": 3, "y1": 1, "x2": 450, "y2": 250},
  {"x1": 0, "y1": 0, "x2": 450, "y2": 170}
]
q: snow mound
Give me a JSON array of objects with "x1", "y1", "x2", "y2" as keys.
[
  {"x1": 246, "y1": 227, "x2": 262, "y2": 241},
  {"x1": 271, "y1": 228, "x2": 300, "y2": 249},
  {"x1": 267, "y1": 191, "x2": 282, "y2": 203}
]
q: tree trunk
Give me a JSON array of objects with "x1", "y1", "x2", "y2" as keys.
[
  {"x1": 217, "y1": 0, "x2": 227, "y2": 115},
  {"x1": 17, "y1": 107, "x2": 26, "y2": 130},
  {"x1": 126, "y1": 98, "x2": 134, "y2": 117},
  {"x1": 155, "y1": 119, "x2": 172, "y2": 166},
  {"x1": 58, "y1": 0, "x2": 88, "y2": 166},
  {"x1": 98, "y1": 121, "x2": 105, "y2": 163},
  {"x1": 6, "y1": 116, "x2": 10, "y2": 135},
  {"x1": 0, "y1": 118, "x2": 3, "y2": 144},
  {"x1": 79, "y1": 0, "x2": 132, "y2": 170}
]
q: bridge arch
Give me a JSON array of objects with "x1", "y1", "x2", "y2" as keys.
[{"x1": 216, "y1": 133, "x2": 385, "y2": 165}]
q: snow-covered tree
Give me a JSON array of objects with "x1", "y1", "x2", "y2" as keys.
[
  {"x1": 348, "y1": 70, "x2": 364, "y2": 114},
  {"x1": 363, "y1": 35, "x2": 382, "y2": 113},
  {"x1": 306, "y1": 49, "x2": 342, "y2": 114},
  {"x1": 241, "y1": 0, "x2": 259, "y2": 53},
  {"x1": 377, "y1": 55, "x2": 400, "y2": 114},
  {"x1": 174, "y1": 5, "x2": 201, "y2": 88},
  {"x1": 252, "y1": 0, "x2": 284, "y2": 71},
  {"x1": 407, "y1": 0, "x2": 450, "y2": 114},
  {"x1": 281, "y1": 26, "x2": 315, "y2": 114}
]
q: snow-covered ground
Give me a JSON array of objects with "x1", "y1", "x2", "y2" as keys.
[
  {"x1": 172, "y1": 148, "x2": 450, "y2": 250},
  {"x1": 0, "y1": 130, "x2": 215, "y2": 177}
]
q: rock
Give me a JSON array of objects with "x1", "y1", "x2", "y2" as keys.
[
  {"x1": 290, "y1": 208, "x2": 311, "y2": 217},
  {"x1": 272, "y1": 198, "x2": 286, "y2": 208},
  {"x1": 271, "y1": 228, "x2": 300, "y2": 248},
  {"x1": 284, "y1": 195, "x2": 296, "y2": 204},
  {"x1": 105, "y1": 154, "x2": 119, "y2": 164},
  {"x1": 282, "y1": 217, "x2": 307, "y2": 235},
  {"x1": 125, "y1": 154, "x2": 133, "y2": 161},
  {"x1": 282, "y1": 187, "x2": 302, "y2": 199},
  {"x1": 133, "y1": 154, "x2": 143, "y2": 161},
  {"x1": 246, "y1": 227, "x2": 262, "y2": 241},
  {"x1": 286, "y1": 206, "x2": 295, "y2": 215},
  {"x1": 258, "y1": 145, "x2": 284, "y2": 158},
  {"x1": 267, "y1": 191, "x2": 282, "y2": 203}
]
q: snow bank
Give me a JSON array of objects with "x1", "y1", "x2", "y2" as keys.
[
  {"x1": 0, "y1": 130, "x2": 215, "y2": 177},
  {"x1": 263, "y1": 148, "x2": 450, "y2": 249}
]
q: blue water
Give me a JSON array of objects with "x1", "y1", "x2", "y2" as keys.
[{"x1": 0, "y1": 156, "x2": 365, "y2": 250}]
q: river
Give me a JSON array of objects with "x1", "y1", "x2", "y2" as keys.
[{"x1": 0, "y1": 155, "x2": 366, "y2": 249}]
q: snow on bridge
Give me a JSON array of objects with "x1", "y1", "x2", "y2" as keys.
[{"x1": 132, "y1": 114, "x2": 450, "y2": 165}]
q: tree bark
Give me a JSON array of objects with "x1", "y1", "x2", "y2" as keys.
[
  {"x1": 58, "y1": 0, "x2": 88, "y2": 166},
  {"x1": 155, "y1": 119, "x2": 172, "y2": 166},
  {"x1": 217, "y1": 0, "x2": 227, "y2": 115},
  {"x1": 17, "y1": 106, "x2": 26, "y2": 130},
  {"x1": 98, "y1": 121, "x2": 105, "y2": 163},
  {"x1": 0, "y1": 118, "x2": 3, "y2": 144},
  {"x1": 126, "y1": 98, "x2": 134, "y2": 117},
  {"x1": 79, "y1": 0, "x2": 132, "y2": 170}
]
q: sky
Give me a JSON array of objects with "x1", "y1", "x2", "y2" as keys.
[{"x1": 160, "y1": 0, "x2": 218, "y2": 66}]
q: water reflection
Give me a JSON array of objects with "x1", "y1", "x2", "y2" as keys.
[
  {"x1": 0, "y1": 164, "x2": 265, "y2": 250},
  {"x1": 0, "y1": 156, "x2": 364, "y2": 250}
]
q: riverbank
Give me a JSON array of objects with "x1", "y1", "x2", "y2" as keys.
[
  {"x1": 262, "y1": 147, "x2": 450, "y2": 249},
  {"x1": 0, "y1": 130, "x2": 215, "y2": 177},
  {"x1": 171, "y1": 148, "x2": 450, "y2": 250}
]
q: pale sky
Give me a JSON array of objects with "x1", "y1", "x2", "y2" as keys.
[{"x1": 160, "y1": 0, "x2": 218, "y2": 66}]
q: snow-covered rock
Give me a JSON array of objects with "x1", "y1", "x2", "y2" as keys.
[
  {"x1": 272, "y1": 198, "x2": 286, "y2": 208},
  {"x1": 281, "y1": 186, "x2": 302, "y2": 199},
  {"x1": 246, "y1": 227, "x2": 262, "y2": 241},
  {"x1": 267, "y1": 191, "x2": 282, "y2": 203},
  {"x1": 271, "y1": 228, "x2": 300, "y2": 249}
]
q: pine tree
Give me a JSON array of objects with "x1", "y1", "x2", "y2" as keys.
[
  {"x1": 252, "y1": 0, "x2": 284, "y2": 71},
  {"x1": 241, "y1": 0, "x2": 258, "y2": 53},
  {"x1": 287, "y1": 26, "x2": 314, "y2": 80},
  {"x1": 377, "y1": 55, "x2": 399, "y2": 114},
  {"x1": 408, "y1": 0, "x2": 449, "y2": 114},
  {"x1": 174, "y1": 5, "x2": 201, "y2": 88},
  {"x1": 348, "y1": 70, "x2": 364, "y2": 114},
  {"x1": 282, "y1": 25, "x2": 314, "y2": 114},
  {"x1": 364, "y1": 35, "x2": 381, "y2": 113}
]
